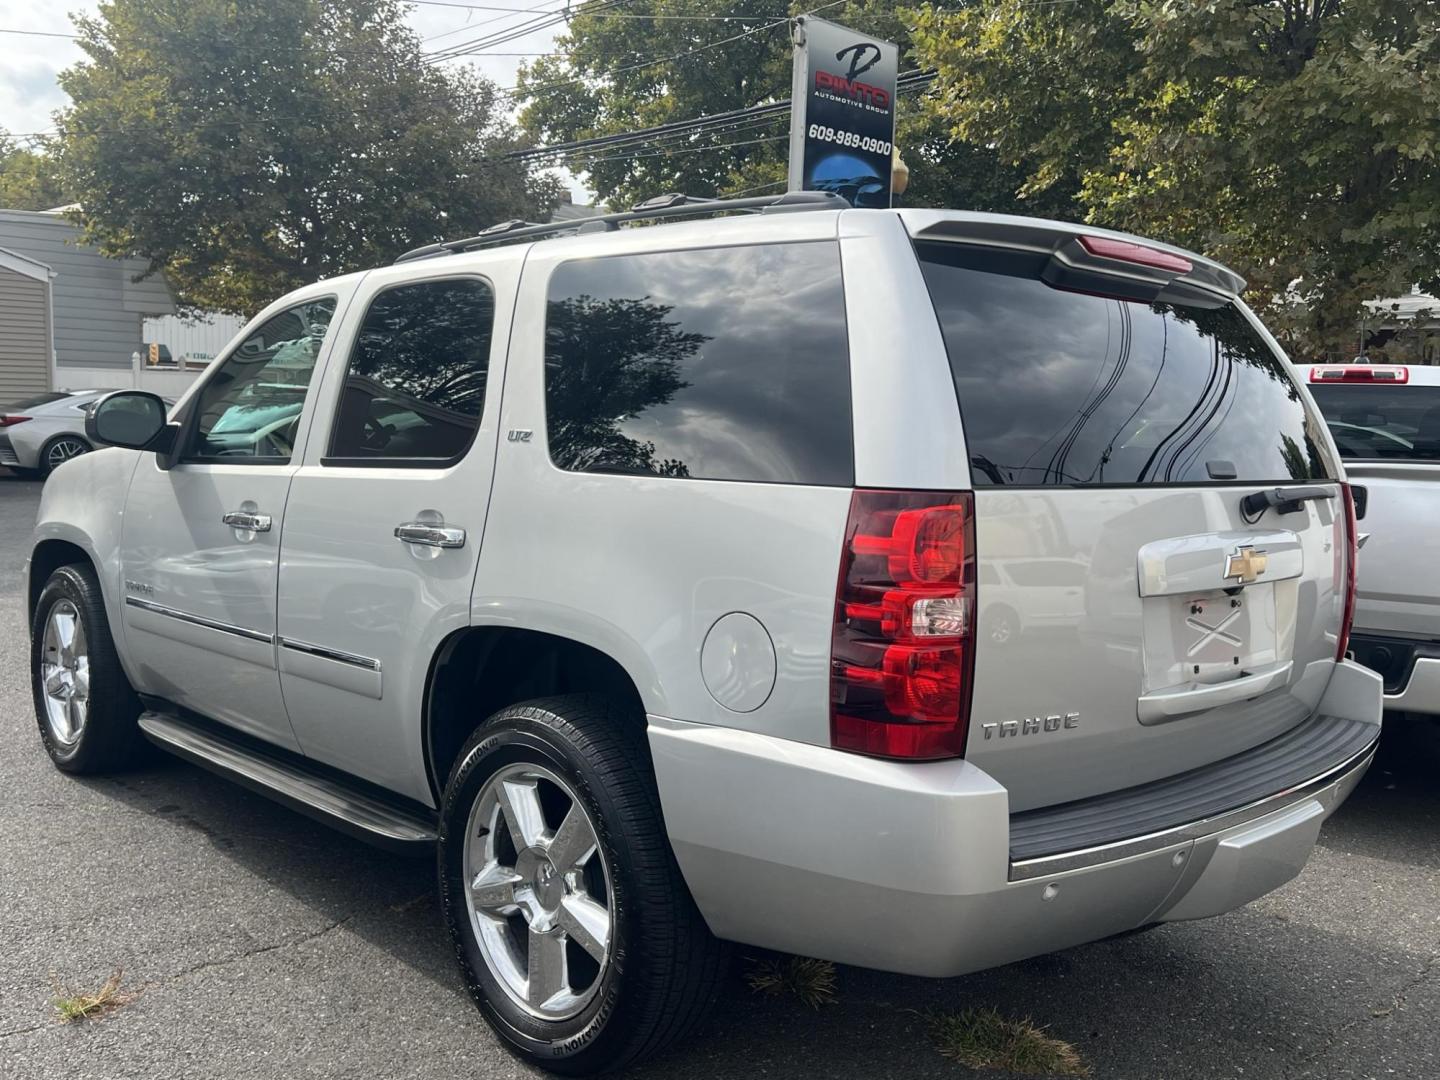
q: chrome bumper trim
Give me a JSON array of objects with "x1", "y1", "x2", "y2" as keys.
[
  {"x1": 1009, "y1": 737, "x2": 1377, "y2": 881},
  {"x1": 278, "y1": 636, "x2": 382, "y2": 672},
  {"x1": 124, "y1": 596, "x2": 274, "y2": 644}
]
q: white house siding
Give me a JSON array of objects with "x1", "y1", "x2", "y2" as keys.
[
  {"x1": 0, "y1": 263, "x2": 52, "y2": 403},
  {"x1": 0, "y1": 209, "x2": 175, "y2": 376}
]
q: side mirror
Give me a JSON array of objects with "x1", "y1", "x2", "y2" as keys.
[
  {"x1": 85, "y1": 390, "x2": 171, "y2": 451},
  {"x1": 1351, "y1": 484, "x2": 1369, "y2": 521}
]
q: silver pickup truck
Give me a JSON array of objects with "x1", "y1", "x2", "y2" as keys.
[{"x1": 1307, "y1": 362, "x2": 1440, "y2": 752}]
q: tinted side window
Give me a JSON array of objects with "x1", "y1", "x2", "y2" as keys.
[
  {"x1": 188, "y1": 298, "x2": 336, "y2": 463},
  {"x1": 1309, "y1": 384, "x2": 1440, "y2": 462},
  {"x1": 916, "y1": 243, "x2": 1336, "y2": 487},
  {"x1": 328, "y1": 278, "x2": 494, "y2": 464},
  {"x1": 543, "y1": 242, "x2": 853, "y2": 485}
]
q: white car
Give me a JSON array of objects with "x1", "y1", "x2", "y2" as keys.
[
  {"x1": 26, "y1": 195, "x2": 1381, "y2": 1074},
  {"x1": 0, "y1": 389, "x2": 172, "y2": 478}
]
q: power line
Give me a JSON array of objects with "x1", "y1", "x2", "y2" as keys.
[{"x1": 0, "y1": 28, "x2": 78, "y2": 38}]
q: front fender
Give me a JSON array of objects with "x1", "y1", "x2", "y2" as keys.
[{"x1": 28, "y1": 447, "x2": 144, "y2": 653}]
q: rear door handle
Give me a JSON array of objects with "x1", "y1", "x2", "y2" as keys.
[
  {"x1": 222, "y1": 510, "x2": 272, "y2": 532},
  {"x1": 394, "y1": 522, "x2": 466, "y2": 549}
]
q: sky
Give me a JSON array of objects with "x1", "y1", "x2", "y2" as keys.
[{"x1": 0, "y1": 0, "x2": 585, "y2": 196}]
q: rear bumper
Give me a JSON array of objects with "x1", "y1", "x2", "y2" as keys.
[
  {"x1": 0, "y1": 432, "x2": 23, "y2": 468},
  {"x1": 1350, "y1": 633, "x2": 1440, "y2": 716},
  {"x1": 649, "y1": 660, "x2": 1381, "y2": 979}
]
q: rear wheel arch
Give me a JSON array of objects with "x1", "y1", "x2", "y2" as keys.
[{"x1": 424, "y1": 627, "x2": 648, "y2": 802}]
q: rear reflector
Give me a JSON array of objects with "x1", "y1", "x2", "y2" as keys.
[
  {"x1": 1310, "y1": 365, "x2": 1408, "y2": 383},
  {"x1": 1336, "y1": 484, "x2": 1359, "y2": 661},
  {"x1": 1077, "y1": 235, "x2": 1193, "y2": 275},
  {"x1": 831, "y1": 490, "x2": 976, "y2": 760},
  {"x1": 0, "y1": 415, "x2": 31, "y2": 426}
]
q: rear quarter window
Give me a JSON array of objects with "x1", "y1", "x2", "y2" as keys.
[
  {"x1": 916, "y1": 242, "x2": 1337, "y2": 487},
  {"x1": 1308, "y1": 384, "x2": 1440, "y2": 462},
  {"x1": 542, "y1": 241, "x2": 853, "y2": 486}
]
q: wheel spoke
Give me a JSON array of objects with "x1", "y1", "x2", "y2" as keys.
[
  {"x1": 65, "y1": 694, "x2": 84, "y2": 739},
  {"x1": 54, "y1": 611, "x2": 76, "y2": 665},
  {"x1": 526, "y1": 928, "x2": 568, "y2": 1008},
  {"x1": 546, "y1": 802, "x2": 598, "y2": 872},
  {"x1": 43, "y1": 666, "x2": 68, "y2": 698},
  {"x1": 72, "y1": 661, "x2": 90, "y2": 700},
  {"x1": 498, "y1": 779, "x2": 548, "y2": 850},
  {"x1": 558, "y1": 894, "x2": 609, "y2": 962},
  {"x1": 470, "y1": 863, "x2": 522, "y2": 913}
]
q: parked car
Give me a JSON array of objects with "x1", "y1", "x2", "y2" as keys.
[
  {"x1": 25, "y1": 194, "x2": 1382, "y2": 1075},
  {"x1": 0, "y1": 389, "x2": 173, "y2": 478},
  {"x1": 1305, "y1": 363, "x2": 1440, "y2": 751}
]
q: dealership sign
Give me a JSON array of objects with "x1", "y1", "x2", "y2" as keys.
[{"x1": 786, "y1": 16, "x2": 899, "y2": 208}]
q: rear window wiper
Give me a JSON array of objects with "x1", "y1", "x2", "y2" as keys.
[{"x1": 1240, "y1": 484, "x2": 1337, "y2": 519}]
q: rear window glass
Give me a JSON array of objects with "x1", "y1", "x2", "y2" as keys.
[
  {"x1": 543, "y1": 241, "x2": 853, "y2": 485},
  {"x1": 916, "y1": 242, "x2": 1336, "y2": 487},
  {"x1": 1309, "y1": 384, "x2": 1440, "y2": 461}
]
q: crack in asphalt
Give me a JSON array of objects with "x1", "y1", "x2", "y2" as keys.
[
  {"x1": 1283, "y1": 949, "x2": 1440, "y2": 1079},
  {"x1": 144, "y1": 914, "x2": 357, "y2": 990},
  {"x1": 0, "y1": 915, "x2": 356, "y2": 1043}
]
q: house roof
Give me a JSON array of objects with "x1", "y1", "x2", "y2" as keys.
[{"x1": 0, "y1": 245, "x2": 54, "y2": 283}]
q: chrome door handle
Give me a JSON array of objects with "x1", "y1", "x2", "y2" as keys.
[
  {"x1": 394, "y1": 522, "x2": 466, "y2": 549},
  {"x1": 222, "y1": 510, "x2": 272, "y2": 532}
]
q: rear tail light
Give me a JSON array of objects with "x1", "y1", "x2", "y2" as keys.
[
  {"x1": 830, "y1": 490, "x2": 976, "y2": 760},
  {"x1": 1336, "y1": 483, "x2": 1359, "y2": 661},
  {"x1": 0, "y1": 415, "x2": 31, "y2": 426},
  {"x1": 1310, "y1": 365, "x2": 1408, "y2": 383}
]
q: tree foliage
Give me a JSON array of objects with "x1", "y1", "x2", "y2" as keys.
[
  {"x1": 516, "y1": 1, "x2": 1060, "y2": 216},
  {"x1": 910, "y1": 0, "x2": 1440, "y2": 357},
  {"x1": 58, "y1": 0, "x2": 561, "y2": 314},
  {"x1": 0, "y1": 134, "x2": 67, "y2": 211}
]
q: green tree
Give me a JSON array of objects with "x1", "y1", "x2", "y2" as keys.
[
  {"x1": 516, "y1": 1, "x2": 1053, "y2": 215},
  {"x1": 0, "y1": 134, "x2": 67, "y2": 210},
  {"x1": 910, "y1": 0, "x2": 1440, "y2": 357},
  {"x1": 58, "y1": 0, "x2": 561, "y2": 314}
]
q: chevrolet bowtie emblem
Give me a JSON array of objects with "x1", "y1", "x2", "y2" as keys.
[{"x1": 1224, "y1": 545, "x2": 1269, "y2": 584}]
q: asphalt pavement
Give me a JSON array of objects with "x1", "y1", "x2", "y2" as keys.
[{"x1": 0, "y1": 469, "x2": 1436, "y2": 1080}]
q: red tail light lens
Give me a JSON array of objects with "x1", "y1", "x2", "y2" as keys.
[
  {"x1": 0, "y1": 415, "x2": 31, "y2": 426},
  {"x1": 831, "y1": 490, "x2": 976, "y2": 760},
  {"x1": 1336, "y1": 483, "x2": 1359, "y2": 660},
  {"x1": 1310, "y1": 365, "x2": 1408, "y2": 383},
  {"x1": 1078, "y1": 235, "x2": 1193, "y2": 275}
]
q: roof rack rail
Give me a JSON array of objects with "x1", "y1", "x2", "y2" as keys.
[{"x1": 394, "y1": 190, "x2": 845, "y2": 264}]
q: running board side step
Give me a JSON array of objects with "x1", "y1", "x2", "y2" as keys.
[{"x1": 138, "y1": 711, "x2": 437, "y2": 855}]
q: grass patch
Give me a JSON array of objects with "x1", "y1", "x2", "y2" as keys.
[
  {"x1": 928, "y1": 1007, "x2": 1090, "y2": 1077},
  {"x1": 744, "y1": 954, "x2": 839, "y2": 1008},
  {"x1": 52, "y1": 969, "x2": 135, "y2": 1023}
]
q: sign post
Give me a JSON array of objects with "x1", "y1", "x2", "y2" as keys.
[{"x1": 787, "y1": 15, "x2": 899, "y2": 207}]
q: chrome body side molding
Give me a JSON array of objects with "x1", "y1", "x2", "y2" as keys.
[{"x1": 123, "y1": 596, "x2": 273, "y2": 644}]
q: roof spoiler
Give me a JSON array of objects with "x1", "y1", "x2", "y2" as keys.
[{"x1": 910, "y1": 216, "x2": 1246, "y2": 302}]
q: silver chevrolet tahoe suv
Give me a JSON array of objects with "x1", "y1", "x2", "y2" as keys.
[{"x1": 25, "y1": 194, "x2": 1383, "y2": 1074}]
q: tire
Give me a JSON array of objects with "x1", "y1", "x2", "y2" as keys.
[
  {"x1": 39, "y1": 434, "x2": 91, "y2": 478},
  {"x1": 438, "y1": 694, "x2": 728, "y2": 1075},
  {"x1": 30, "y1": 563, "x2": 148, "y2": 773}
]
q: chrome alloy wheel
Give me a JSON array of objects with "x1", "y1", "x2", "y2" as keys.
[
  {"x1": 40, "y1": 599, "x2": 89, "y2": 747},
  {"x1": 45, "y1": 437, "x2": 88, "y2": 471},
  {"x1": 463, "y1": 763, "x2": 613, "y2": 1021}
]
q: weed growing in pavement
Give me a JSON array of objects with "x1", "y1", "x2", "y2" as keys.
[
  {"x1": 743, "y1": 954, "x2": 839, "y2": 1008},
  {"x1": 51, "y1": 968, "x2": 135, "y2": 1023},
  {"x1": 927, "y1": 1007, "x2": 1090, "y2": 1076}
]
